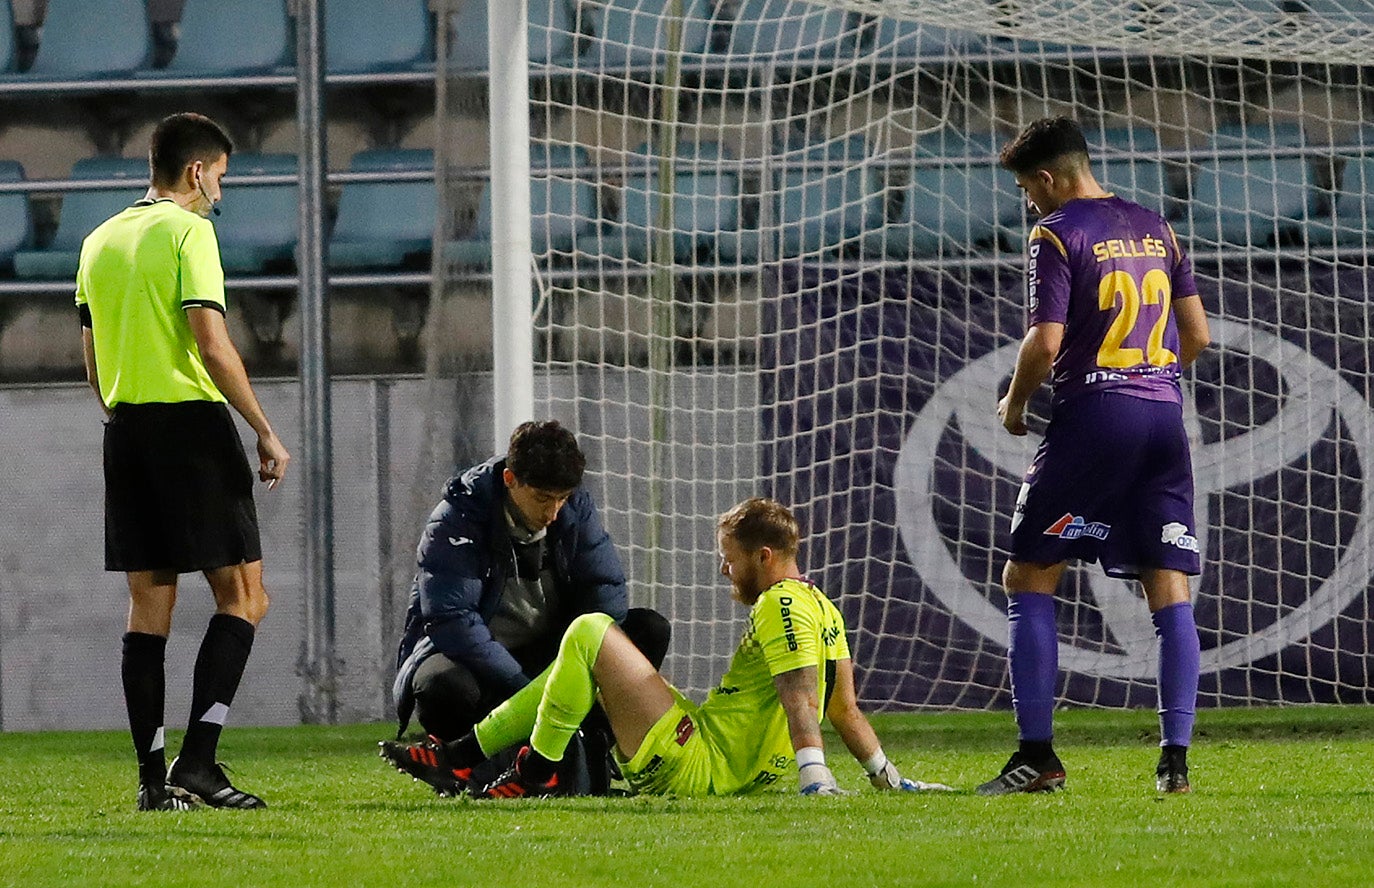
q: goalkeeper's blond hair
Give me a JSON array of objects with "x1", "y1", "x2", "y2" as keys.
[{"x1": 718, "y1": 497, "x2": 800, "y2": 558}]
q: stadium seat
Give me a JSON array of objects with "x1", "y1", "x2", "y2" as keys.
[
  {"x1": 1220, "y1": 0, "x2": 1282, "y2": 15},
  {"x1": 1097, "y1": 159, "x2": 1175, "y2": 217},
  {"x1": 1089, "y1": 127, "x2": 1162, "y2": 156},
  {"x1": 728, "y1": 0, "x2": 857, "y2": 65},
  {"x1": 1309, "y1": 153, "x2": 1374, "y2": 247},
  {"x1": 1209, "y1": 121, "x2": 1305, "y2": 149},
  {"x1": 446, "y1": 146, "x2": 596, "y2": 268},
  {"x1": 717, "y1": 137, "x2": 881, "y2": 263},
  {"x1": 24, "y1": 0, "x2": 151, "y2": 78},
  {"x1": 775, "y1": 137, "x2": 882, "y2": 257},
  {"x1": 1178, "y1": 155, "x2": 1311, "y2": 248},
  {"x1": 0, "y1": 1, "x2": 15, "y2": 74},
  {"x1": 583, "y1": 0, "x2": 715, "y2": 69},
  {"x1": 216, "y1": 154, "x2": 298, "y2": 274},
  {"x1": 862, "y1": 164, "x2": 1010, "y2": 257},
  {"x1": 0, "y1": 160, "x2": 31, "y2": 272},
  {"x1": 585, "y1": 141, "x2": 740, "y2": 262},
  {"x1": 1298, "y1": 0, "x2": 1374, "y2": 24},
  {"x1": 914, "y1": 128, "x2": 998, "y2": 161},
  {"x1": 155, "y1": 0, "x2": 291, "y2": 76},
  {"x1": 13, "y1": 157, "x2": 147, "y2": 280},
  {"x1": 870, "y1": 15, "x2": 984, "y2": 58},
  {"x1": 329, "y1": 150, "x2": 436, "y2": 270},
  {"x1": 714, "y1": 227, "x2": 760, "y2": 264},
  {"x1": 448, "y1": 0, "x2": 575, "y2": 71},
  {"x1": 326, "y1": 0, "x2": 432, "y2": 74}
]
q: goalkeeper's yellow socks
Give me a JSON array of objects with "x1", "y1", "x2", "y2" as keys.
[
  {"x1": 474, "y1": 665, "x2": 553, "y2": 755},
  {"x1": 473, "y1": 612, "x2": 616, "y2": 762},
  {"x1": 529, "y1": 613, "x2": 615, "y2": 762}
]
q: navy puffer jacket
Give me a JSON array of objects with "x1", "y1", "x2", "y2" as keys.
[{"x1": 393, "y1": 457, "x2": 628, "y2": 725}]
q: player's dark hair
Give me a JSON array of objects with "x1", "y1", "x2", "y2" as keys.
[
  {"x1": 149, "y1": 113, "x2": 234, "y2": 189},
  {"x1": 999, "y1": 116, "x2": 1090, "y2": 175},
  {"x1": 507, "y1": 420, "x2": 586, "y2": 491},
  {"x1": 719, "y1": 497, "x2": 800, "y2": 557}
]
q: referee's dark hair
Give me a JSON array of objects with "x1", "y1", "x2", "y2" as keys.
[
  {"x1": 149, "y1": 112, "x2": 234, "y2": 188},
  {"x1": 999, "y1": 116, "x2": 1090, "y2": 176},
  {"x1": 507, "y1": 420, "x2": 586, "y2": 491}
]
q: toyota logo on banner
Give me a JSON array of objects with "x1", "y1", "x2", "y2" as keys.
[{"x1": 894, "y1": 319, "x2": 1374, "y2": 680}]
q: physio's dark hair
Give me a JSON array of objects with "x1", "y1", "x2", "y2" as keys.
[
  {"x1": 507, "y1": 420, "x2": 586, "y2": 491},
  {"x1": 718, "y1": 497, "x2": 800, "y2": 557},
  {"x1": 149, "y1": 112, "x2": 234, "y2": 188},
  {"x1": 999, "y1": 116, "x2": 1090, "y2": 175}
]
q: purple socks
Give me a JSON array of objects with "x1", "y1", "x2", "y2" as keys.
[
  {"x1": 1008, "y1": 593, "x2": 1197, "y2": 749},
  {"x1": 1007, "y1": 592, "x2": 1058, "y2": 743},
  {"x1": 1152, "y1": 601, "x2": 1200, "y2": 748}
]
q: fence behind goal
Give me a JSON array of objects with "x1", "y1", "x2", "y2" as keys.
[{"x1": 433, "y1": 0, "x2": 1374, "y2": 711}]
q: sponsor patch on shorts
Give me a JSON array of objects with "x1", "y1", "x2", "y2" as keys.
[
  {"x1": 1161, "y1": 522, "x2": 1199, "y2": 552},
  {"x1": 1043, "y1": 513, "x2": 1111, "y2": 541}
]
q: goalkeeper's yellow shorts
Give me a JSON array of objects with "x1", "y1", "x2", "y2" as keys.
[{"x1": 615, "y1": 687, "x2": 714, "y2": 797}]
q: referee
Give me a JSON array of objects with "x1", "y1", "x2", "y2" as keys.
[{"x1": 77, "y1": 113, "x2": 290, "y2": 811}]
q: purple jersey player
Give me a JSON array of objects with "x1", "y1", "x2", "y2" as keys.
[{"x1": 979, "y1": 117, "x2": 1212, "y2": 797}]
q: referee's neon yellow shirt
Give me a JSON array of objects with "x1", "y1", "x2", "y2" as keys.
[{"x1": 76, "y1": 199, "x2": 228, "y2": 407}]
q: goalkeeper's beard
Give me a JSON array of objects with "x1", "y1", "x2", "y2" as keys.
[{"x1": 729, "y1": 566, "x2": 764, "y2": 605}]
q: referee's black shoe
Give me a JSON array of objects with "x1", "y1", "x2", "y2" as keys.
[
  {"x1": 137, "y1": 782, "x2": 203, "y2": 811},
  {"x1": 168, "y1": 757, "x2": 267, "y2": 809}
]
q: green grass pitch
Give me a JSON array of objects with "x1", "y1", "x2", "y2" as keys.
[{"x1": 3, "y1": 706, "x2": 1373, "y2": 887}]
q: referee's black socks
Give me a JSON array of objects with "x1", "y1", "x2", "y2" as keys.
[
  {"x1": 180, "y1": 614, "x2": 256, "y2": 765},
  {"x1": 122, "y1": 631, "x2": 169, "y2": 787}
]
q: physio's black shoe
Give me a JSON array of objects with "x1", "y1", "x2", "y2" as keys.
[
  {"x1": 137, "y1": 782, "x2": 202, "y2": 811},
  {"x1": 475, "y1": 746, "x2": 560, "y2": 799},
  {"x1": 379, "y1": 736, "x2": 472, "y2": 797},
  {"x1": 1156, "y1": 745, "x2": 1191, "y2": 794},
  {"x1": 975, "y1": 749, "x2": 1067, "y2": 795},
  {"x1": 167, "y1": 757, "x2": 266, "y2": 809}
]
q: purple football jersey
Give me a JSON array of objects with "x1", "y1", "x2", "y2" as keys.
[{"x1": 1024, "y1": 195, "x2": 1199, "y2": 406}]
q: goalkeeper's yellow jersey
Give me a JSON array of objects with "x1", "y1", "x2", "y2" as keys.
[{"x1": 696, "y1": 577, "x2": 851, "y2": 794}]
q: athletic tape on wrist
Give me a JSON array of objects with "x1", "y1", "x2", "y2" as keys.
[
  {"x1": 862, "y1": 748, "x2": 888, "y2": 776},
  {"x1": 795, "y1": 746, "x2": 826, "y2": 769}
]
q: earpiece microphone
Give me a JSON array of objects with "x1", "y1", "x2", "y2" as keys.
[{"x1": 198, "y1": 179, "x2": 221, "y2": 216}]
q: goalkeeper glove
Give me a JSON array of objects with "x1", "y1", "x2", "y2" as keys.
[
  {"x1": 865, "y1": 749, "x2": 955, "y2": 793},
  {"x1": 797, "y1": 747, "x2": 846, "y2": 796},
  {"x1": 799, "y1": 762, "x2": 844, "y2": 795}
]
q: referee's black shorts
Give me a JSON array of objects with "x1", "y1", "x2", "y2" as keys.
[{"x1": 103, "y1": 401, "x2": 263, "y2": 573}]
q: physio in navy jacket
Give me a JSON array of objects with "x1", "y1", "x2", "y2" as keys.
[{"x1": 394, "y1": 420, "x2": 669, "y2": 744}]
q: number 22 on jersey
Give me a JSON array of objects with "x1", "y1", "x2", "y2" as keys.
[{"x1": 1097, "y1": 268, "x2": 1177, "y2": 369}]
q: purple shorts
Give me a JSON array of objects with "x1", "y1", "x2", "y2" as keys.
[{"x1": 1009, "y1": 392, "x2": 1201, "y2": 579}]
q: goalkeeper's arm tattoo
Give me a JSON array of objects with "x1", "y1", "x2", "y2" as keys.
[{"x1": 773, "y1": 665, "x2": 823, "y2": 754}]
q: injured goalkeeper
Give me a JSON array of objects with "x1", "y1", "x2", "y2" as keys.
[{"x1": 381, "y1": 496, "x2": 953, "y2": 798}]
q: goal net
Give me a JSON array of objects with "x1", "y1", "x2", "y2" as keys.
[{"x1": 433, "y1": 0, "x2": 1374, "y2": 709}]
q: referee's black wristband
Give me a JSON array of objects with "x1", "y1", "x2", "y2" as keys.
[{"x1": 78, "y1": 304, "x2": 92, "y2": 328}]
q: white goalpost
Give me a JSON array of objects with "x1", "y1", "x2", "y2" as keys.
[{"x1": 487, "y1": 0, "x2": 536, "y2": 450}]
